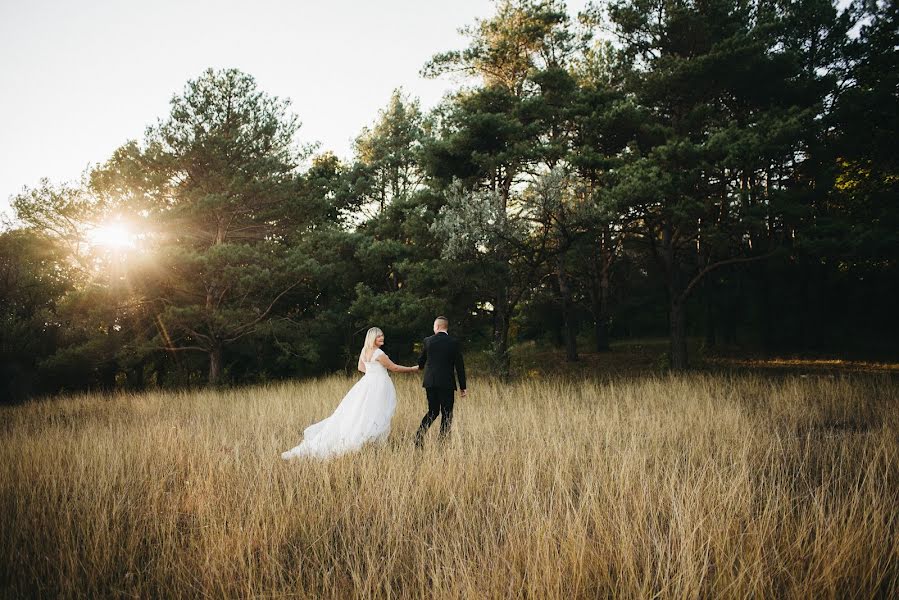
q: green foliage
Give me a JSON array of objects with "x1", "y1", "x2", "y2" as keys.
[
  {"x1": 91, "y1": 69, "x2": 319, "y2": 384},
  {"x1": 349, "y1": 90, "x2": 426, "y2": 218},
  {"x1": 4, "y1": 0, "x2": 897, "y2": 400},
  {"x1": 423, "y1": 0, "x2": 579, "y2": 94},
  {"x1": 0, "y1": 230, "x2": 72, "y2": 400}
]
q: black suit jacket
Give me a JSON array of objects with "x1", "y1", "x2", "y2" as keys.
[{"x1": 417, "y1": 332, "x2": 466, "y2": 391}]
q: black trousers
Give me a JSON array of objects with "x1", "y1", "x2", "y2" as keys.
[{"x1": 415, "y1": 387, "x2": 455, "y2": 444}]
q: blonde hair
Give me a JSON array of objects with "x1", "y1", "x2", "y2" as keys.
[{"x1": 361, "y1": 327, "x2": 383, "y2": 361}]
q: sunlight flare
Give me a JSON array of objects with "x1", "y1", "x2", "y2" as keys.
[{"x1": 85, "y1": 221, "x2": 136, "y2": 250}]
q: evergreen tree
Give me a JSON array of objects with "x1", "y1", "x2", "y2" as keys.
[
  {"x1": 604, "y1": 0, "x2": 843, "y2": 368},
  {"x1": 423, "y1": 0, "x2": 579, "y2": 376},
  {"x1": 0, "y1": 229, "x2": 72, "y2": 401},
  {"x1": 349, "y1": 90, "x2": 426, "y2": 218},
  {"x1": 95, "y1": 69, "x2": 310, "y2": 384}
]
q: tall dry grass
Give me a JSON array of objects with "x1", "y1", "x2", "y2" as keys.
[{"x1": 1, "y1": 373, "x2": 897, "y2": 598}]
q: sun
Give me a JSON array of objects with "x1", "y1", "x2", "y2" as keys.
[{"x1": 86, "y1": 221, "x2": 136, "y2": 250}]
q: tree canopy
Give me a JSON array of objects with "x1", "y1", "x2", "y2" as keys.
[{"x1": 3, "y1": 0, "x2": 896, "y2": 401}]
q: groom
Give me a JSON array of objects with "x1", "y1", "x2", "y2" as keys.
[{"x1": 415, "y1": 316, "x2": 466, "y2": 446}]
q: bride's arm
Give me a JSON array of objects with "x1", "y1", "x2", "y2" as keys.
[
  {"x1": 358, "y1": 354, "x2": 366, "y2": 373},
  {"x1": 376, "y1": 353, "x2": 419, "y2": 373}
]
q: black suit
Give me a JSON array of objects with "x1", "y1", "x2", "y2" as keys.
[{"x1": 415, "y1": 332, "x2": 466, "y2": 444}]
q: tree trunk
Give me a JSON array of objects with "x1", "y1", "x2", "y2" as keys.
[
  {"x1": 669, "y1": 300, "x2": 688, "y2": 370},
  {"x1": 703, "y1": 277, "x2": 716, "y2": 349},
  {"x1": 597, "y1": 229, "x2": 612, "y2": 352},
  {"x1": 557, "y1": 255, "x2": 579, "y2": 362},
  {"x1": 661, "y1": 221, "x2": 688, "y2": 370},
  {"x1": 493, "y1": 174, "x2": 513, "y2": 380},
  {"x1": 594, "y1": 312, "x2": 610, "y2": 353},
  {"x1": 757, "y1": 262, "x2": 772, "y2": 353},
  {"x1": 798, "y1": 257, "x2": 809, "y2": 350},
  {"x1": 493, "y1": 286, "x2": 510, "y2": 380},
  {"x1": 126, "y1": 363, "x2": 145, "y2": 390},
  {"x1": 99, "y1": 361, "x2": 117, "y2": 391},
  {"x1": 209, "y1": 345, "x2": 223, "y2": 385},
  {"x1": 725, "y1": 271, "x2": 741, "y2": 345},
  {"x1": 588, "y1": 231, "x2": 612, "y2": 353}
]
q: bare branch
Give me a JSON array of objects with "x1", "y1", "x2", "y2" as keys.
[
  {"x1": 159, "y1": 345, "x2": 208, "y2": 353},
  {"x1": 226, "y1": 279, "x2": 301, "y2": 339},
  {"x1": 678, "y1": 250, "x2": 779, "y2": 304}
]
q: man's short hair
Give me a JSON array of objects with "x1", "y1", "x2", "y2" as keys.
[{"x1": 435, "y1": 316, "x2": 449, "y2": 328}]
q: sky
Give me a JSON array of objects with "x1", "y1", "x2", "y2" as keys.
[{"x1": 0, "y1": 0, "x2": 591, "y2": 221}]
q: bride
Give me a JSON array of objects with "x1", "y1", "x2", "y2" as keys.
[{"x1": 281, "y1": 327, "x2": 419, "y2": 460}]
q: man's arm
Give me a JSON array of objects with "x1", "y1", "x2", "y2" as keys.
[
  {"x1": 417, "y1": 338, "x2": 428, "y2": 370},
  {"x1": 455, "y1": 342, "x2": 467, "y2": 396}
]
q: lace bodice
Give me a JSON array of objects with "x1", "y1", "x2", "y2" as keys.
[{"x1": 363, "y1": 348, "x2": 388, "y2": 375}]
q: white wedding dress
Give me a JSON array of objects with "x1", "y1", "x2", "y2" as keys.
[{"x1": 281, "y1": 348, "x2": 397, "y2": 460}]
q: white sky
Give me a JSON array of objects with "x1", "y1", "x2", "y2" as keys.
[{"x1": 0, "y1": 0, "x2": 590, "y2": 220}]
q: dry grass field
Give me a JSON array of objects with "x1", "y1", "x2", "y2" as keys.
[{"x1": 1, "y1": 372, "x2": 897, "y2": 598}]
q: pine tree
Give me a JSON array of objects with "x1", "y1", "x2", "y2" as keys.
[{"x1": 95, "y1": 69, "x2": 309, "y2": 384}]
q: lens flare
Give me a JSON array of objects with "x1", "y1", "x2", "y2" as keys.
[{"x1": 86, "y1": 222, "x2": 135, "y2": 250}]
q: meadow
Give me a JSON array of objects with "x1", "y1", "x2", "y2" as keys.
[{"x1": 1, "y1": 371, "x2": 897, "y2": 598}]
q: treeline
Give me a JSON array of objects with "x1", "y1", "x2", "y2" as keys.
[{"x1": 2, "y1": 0, "x2": 896, "y2": 401}]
